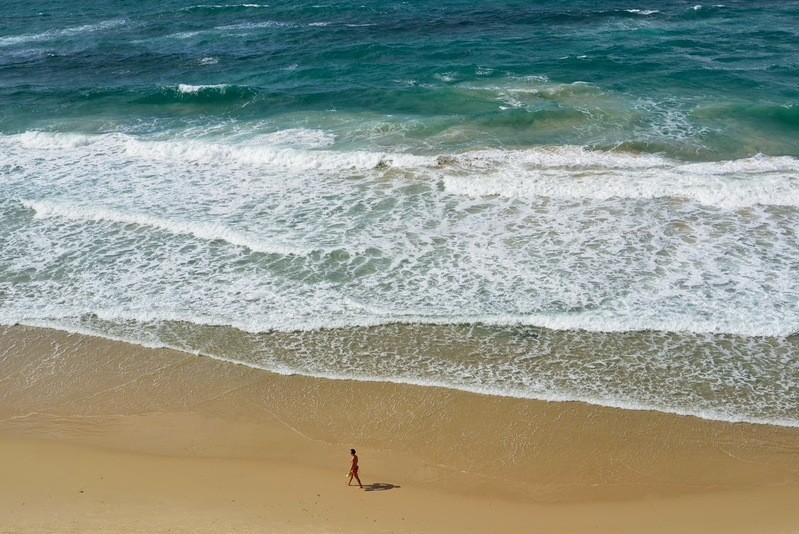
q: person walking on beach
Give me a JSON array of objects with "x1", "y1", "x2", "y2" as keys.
[{"x1": 347, "y1": 448, "x2": 363, "y2": 488}]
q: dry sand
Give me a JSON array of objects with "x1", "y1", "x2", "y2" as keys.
[{"x1": 0, "y1": 325, "x2": 798, "y2": 532}]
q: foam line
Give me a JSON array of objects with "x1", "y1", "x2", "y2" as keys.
[
  {"x1": 6, "y1": 130, "x2": 430, "y2": 172},
  {"x1": 8, "y1": 293, "x2": 798, "y2": 340},
  {"x1": 20, "y1": 199, "x2": 315, "y2": 256},
  {"x1": 215, "y1": 21, "x2": 294, "y2": 30},
  {"x1": 0, "y1": 19, "x2": 127, "y2": 47},
  {"x1": 9, "y1": 132, "x2": 799, "y2": 208},
  {"x1": 120, "y1": 136, "x2": 433, "y2": 172},
  {"x1": 441, "y1": 148, "x2": 799, "y2": 208},
  {"x1": 177, "y1": 83, "x2": 229, "y2": 93},
  {"x1": 8, "y1": 319, "x2": 799, "y2": 429}
]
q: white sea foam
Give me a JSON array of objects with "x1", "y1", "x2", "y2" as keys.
[
  {"x1": 434, "y1": 72, "x2": 457, "y2": 83},
  {"x1": 10, "y1": 130, "x2": 418, "y2": 169},
  {"x1": 120, "y1": 134, "x2": 431, "y2": 171},
  {"x1": 3, "y1": 130, "x2": 799, "y2": 346},
  {"x1": 0, "y1": 19, "x2": 126, "y2": 47},
  {"x1": 177, "y1": 83, "x2": 229, "y2": 93},
  {"x1": 254, "y1": 128, "x2": 336, "y2": 149},
  {"x1": 441, "y1": 147, "x2": 799, "y2": 209},
  {"x1": 20, "y1": 199, "x2": 316, "y2": 256},
  {"x1": 172, "y1": 31, "x2": 201, "y2": 39},
  {"x1": 7, "y1": 318, "x2": 799, "y2": 429},
  {"x1": 183, "y1": 3, "x2": 269, "y2": 10},
  {"x1": 215, "y1": 21, "x2": 293, "y2": 30},
  {"x1": 16, "y1": 131, "x2": 89, "y2": 149},
  {"x1": 7, "y1": 132, "x2": 799, "y2": 208}
]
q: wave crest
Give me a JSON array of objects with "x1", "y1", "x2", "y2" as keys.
[
  {"x1": 441, "y1": 147, "x2": 799, "y2": 208},
  {"x1": 20, "y1": 199, "x2": 315, "y2": 256},
  {"x1": 7, "y1": 132, "x2": 799, "y2": 208}
]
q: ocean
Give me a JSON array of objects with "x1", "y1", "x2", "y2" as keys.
[{"x1": 1, "y1": 0, "x2": 798, "y2": 426}]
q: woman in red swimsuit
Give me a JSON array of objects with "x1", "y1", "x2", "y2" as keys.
[{"x1": 347, "y1": 448, "x2": 363, "y2": 488}]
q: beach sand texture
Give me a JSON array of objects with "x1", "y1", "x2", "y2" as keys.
[{"x1": 1, "y1": 325, "x2": 798, "y2": 532}]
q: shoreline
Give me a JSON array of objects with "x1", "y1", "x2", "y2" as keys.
[
  {"x1": 15, "y1": 319, "x2": 797, "y2": 430},
  {"x1": 1, "y1": 325, "x2": 798, "y2": 531}
]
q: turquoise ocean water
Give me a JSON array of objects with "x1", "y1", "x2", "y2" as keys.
[{"x1": 1, "y1": 1, "x2": 798, "y2": 425}]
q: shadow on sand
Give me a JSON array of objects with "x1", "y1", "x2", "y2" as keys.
[{"x1": 363, "y1": 482, "x2": 400, "y2": 492}]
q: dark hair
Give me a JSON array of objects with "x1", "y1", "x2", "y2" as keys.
[{"x1": 350, "y1": 449, "x2": 356, "y2": 454}]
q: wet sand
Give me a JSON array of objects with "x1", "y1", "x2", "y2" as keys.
[{"x1": 1, "y1": 325, "x2": 798, "y2": 532}]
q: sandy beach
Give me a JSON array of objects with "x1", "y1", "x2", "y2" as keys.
[{"x1": 0, "y1": 325, "x2": 797, "y2": 532}]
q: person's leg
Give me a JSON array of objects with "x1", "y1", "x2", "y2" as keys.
[
  {"x1": 347, "y1": 472, "x2": 353, "y2": 486},
  {"x1": 354, "y1": 471, "x2": 363, "y2": 488}
]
